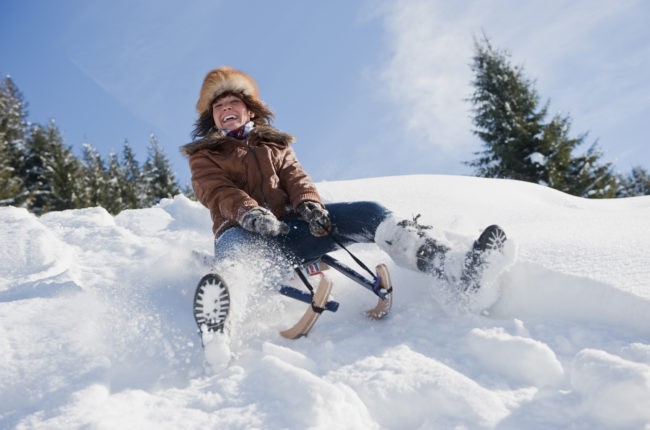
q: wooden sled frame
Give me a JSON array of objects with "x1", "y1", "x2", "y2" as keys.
[{"x1": 278, "y1": 254, "x2": 393, "y2": 339}]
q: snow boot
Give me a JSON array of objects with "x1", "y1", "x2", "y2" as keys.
[
  {"x1": 193, "y1": 272, "x2": 233, "y2": 370},
  {"x1": 459, "y1": 225, "x2": 507, "y2": 292},
  {"x1": 375, "y1": 214, "x2": 451, "y2": 279}
]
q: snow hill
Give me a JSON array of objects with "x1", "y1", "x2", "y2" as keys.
[{"x1": 1, "y1": 175, "x2": 649, "y2": 429}]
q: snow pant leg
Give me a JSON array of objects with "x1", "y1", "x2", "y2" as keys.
[
  {"x1": 213, "y1": 226, "x2": 295, "y2": 282},
  {"x1": 276, "y1": 201, "x2": 391, "y2": 263},
  {"x1": 213, "y1": 201, "x2": 391, "y2": 266},
  {"x1": 214, "y1": 227, "x2": 258, "y2": 261}
]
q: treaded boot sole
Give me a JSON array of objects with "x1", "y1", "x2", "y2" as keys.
[
  {"x1": 193, "y1": 273, "x2": 231, "y2": 333},
  {"x1": 460, "y1": 225, "x2": 507, "y2": 292}
]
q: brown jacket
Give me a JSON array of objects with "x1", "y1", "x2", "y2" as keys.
[{"x1": 181, "y1": 125, "x2": 322, "y2": 236}]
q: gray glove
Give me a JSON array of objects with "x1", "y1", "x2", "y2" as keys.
[
  {"x1": 239, "y1": 207, "x2": 289, "y2": 236},
  {"x1": 297, "y1": 201, "x2": 331, "y2": 237}
]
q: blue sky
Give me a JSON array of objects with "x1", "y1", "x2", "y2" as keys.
[{"x1": 2, "y1": 0, "x2": 649, "y2": 187}]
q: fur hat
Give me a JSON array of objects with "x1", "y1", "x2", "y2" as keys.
[{"x1": 195, "y1": 66, "x2": 260, "y2": 114}]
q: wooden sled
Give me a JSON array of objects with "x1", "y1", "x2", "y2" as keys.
[{"x1": 279, "y1": 254, "x2": 393, "y2": 339}]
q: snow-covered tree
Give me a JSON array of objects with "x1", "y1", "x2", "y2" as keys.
[
  {"x1": 141, "y1": 134, "x2": 180, "y2": 206},
  {"x1": 81, "y1": 143, "x2": 110, "y2": 209},
  {"x1": 467, "y1": 38, "x2": 547, "y2": 182},
  {"x1": 0, "y1": 76, "x2": 27, "y2": 206},
  {"x1": 19, "y1": 122, "x2": 85, "y2": 214},
  {"x1": 467, "y1": 37, "x2": 617, "y2": 198},
  {"x1": 618, "y1": 166, "x2": 650, "y2": 197},
  {"x1": 121, "y1": 141, "x2": 146, "y2": 208},
  {"x1": 0, "y1": 139, "x2": 22, "y2": 205},
  {"x1": 101, "y1": 142, "x2": 146, "y2": 215},
  {"x1": 104, "y1": 151, "x2": 127, "y2": 214},
  {"x1": 42, "y1": 124, "x2": 86, "y2": 211},
  {"x1": 19, "y1": 123, "x2": 53, "y2": 213}
]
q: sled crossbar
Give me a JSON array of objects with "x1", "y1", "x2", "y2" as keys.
[
  {"x1": 279, "y1": 285, "x2": 340, "y2": 312},
  {"x1": 320, "y1": 254, "x2": 389, "y2": 300},
  {"x1": 278, "y1": 254, "x2": 393, "y2": 339}
]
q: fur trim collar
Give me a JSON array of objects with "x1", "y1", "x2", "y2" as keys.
[{"x1": 181, "y1": 125, "x2": 295, "y2": 156}]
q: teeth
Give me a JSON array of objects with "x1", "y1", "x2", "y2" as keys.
[{"x1": 223, "y1": 115, "x2": 236, "y2": 121}]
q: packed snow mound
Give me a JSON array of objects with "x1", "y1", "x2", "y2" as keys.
[{"x1": 1, "y1": 174, "x2": 649, "y2": 429}]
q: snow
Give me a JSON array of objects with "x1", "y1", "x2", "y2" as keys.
[
  {"x1": 527, "y1": 152, "x2": 547, "y2": 166},
  {"x1": 1, "y1": 174, "x2": 649, "y2": 429}
]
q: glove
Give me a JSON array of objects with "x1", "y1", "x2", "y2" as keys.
[
  {"x1": 239, "y1": 207, "x2": 289, "y2": 236},
  {"x1": 297, "y1": 201, "x2": 331, "y2": 237}
]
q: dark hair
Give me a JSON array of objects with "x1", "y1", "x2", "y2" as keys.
[{"x1": 191, "y1": 91, "x2": 275, "y2": 139}]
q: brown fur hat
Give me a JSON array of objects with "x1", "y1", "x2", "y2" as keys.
[{"x1": 195, "y1": 67, "x2": 260, "y2": 114}]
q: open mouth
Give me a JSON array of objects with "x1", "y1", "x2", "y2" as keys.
[{"x1": 222, "y1": 114, "x2": 237, "y2": 122}]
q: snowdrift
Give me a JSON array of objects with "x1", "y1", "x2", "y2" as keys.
[{"x1": 1, "y1": 175, "x2": 649, "y2": 429}]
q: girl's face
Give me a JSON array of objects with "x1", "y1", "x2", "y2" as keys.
[{"x1": 212, "y1": 95, "x2": 254, "y2": 130}]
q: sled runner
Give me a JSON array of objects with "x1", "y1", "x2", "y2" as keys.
[
  {"x1": 278, "y1": 255, "x2": 393, "y2": 339},
  {"x1": 192, "y1": 252, "x2": 393, "y2": 341}
]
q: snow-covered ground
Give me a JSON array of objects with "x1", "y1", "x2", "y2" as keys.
[{"x1": 1, "y1": 175, "x2": 649, "y2": 429}]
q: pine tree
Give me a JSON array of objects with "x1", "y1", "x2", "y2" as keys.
[
  {"x1": 121, "y1": 141, "x2": 145, "y2": 208},
  {"x1": 104, "y1": 151, "x2": 127, "y2": 214},
  {"x1": 18, "y1": 121, "x2": 85, "y2": 213},
  {"x1": 42, "y1": 122, "x2": 86, "y2": 211},
  {"x1": 95, "y1": 141, "x2": 146, "y2": 214},
  {"x1": 618, "y1": 166, "x2": 650, "y2": 197},
  {"x1": 467, "y1": 37, "x2": 617, "y2": 198},
  {"x1": 565, "y1": 143, "x2": 618, "y2": 198},
  {"x1": 0, "y1": 76, "x2": 28, "y2": 206},
  {"x1": 468, "y1": 38, "x2": 547, "y2": 182},
  {"x1": 19, "y1": 124, "x2": 51, "y2": 213},
  {"x1": 141, "y1": 134, "x2": 180, "y2": 206},
  {"x1": 81, "y1": 143, "x2": 110, "y2": 208},
  {"x1": 0, "y1": 140, "x2": 22, "y2": 205}
]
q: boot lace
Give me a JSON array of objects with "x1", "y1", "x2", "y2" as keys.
[{"x1": 397, "y1": 214, "x2": 432, "y2": 238}]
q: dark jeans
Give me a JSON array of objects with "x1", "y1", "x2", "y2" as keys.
[{"x1": 214, "y1": 201, "x2": 390, "y2": 265}]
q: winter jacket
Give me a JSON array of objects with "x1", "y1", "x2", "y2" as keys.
[{"x1": 181, "y1": 125, "x2": 323, "y2": 237}]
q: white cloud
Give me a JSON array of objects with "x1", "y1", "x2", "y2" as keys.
[{"x1": 377, "y1": 0, "x2": 477, "y2": 155}]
